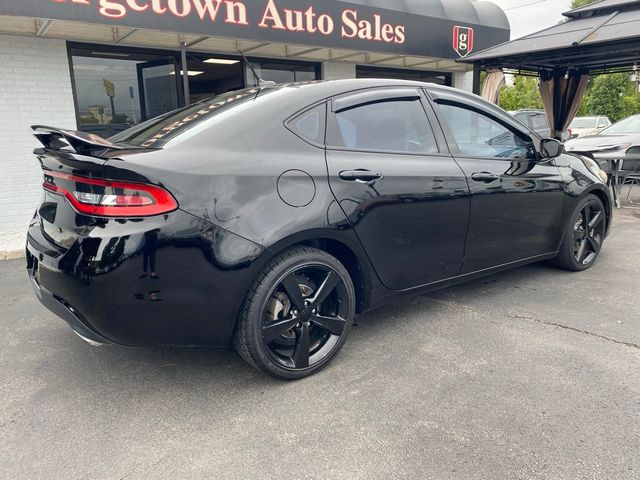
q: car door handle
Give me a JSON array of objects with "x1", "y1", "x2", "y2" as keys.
[
  {"x1": 339, "y1": 170, "x2": 383, "y2": 183},
  {"x1": 471, "y1": 172, "x2": 500, "y2": 183}
]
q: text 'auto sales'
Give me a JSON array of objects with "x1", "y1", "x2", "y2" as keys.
[{"x1": 53, "y1": 0, "x2": 407, "y2": 44}]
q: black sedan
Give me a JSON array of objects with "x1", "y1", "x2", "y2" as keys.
[{"x1": 26, "y1": 80, "x2": 612, "y2": 379}]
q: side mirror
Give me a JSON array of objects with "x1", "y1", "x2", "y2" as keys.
[{"x1": 540, "y1": 138, "x2": 563, "y2": 159}]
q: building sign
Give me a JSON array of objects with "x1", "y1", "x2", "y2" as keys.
[
  {"x1": 1, "y1": 0, "x2": 509, "y2": 60},
  {"x1": 453, "y1": 26, "x2": 474, "y2": 58},
  {"x1": 103, "y1": 79, "x2": 115, "y2": 97}
]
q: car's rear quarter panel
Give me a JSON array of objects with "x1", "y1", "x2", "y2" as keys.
[{"x1": 28, "y1": 202, "x2": 265, "y2": 346}]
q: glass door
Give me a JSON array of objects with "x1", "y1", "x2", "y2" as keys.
[{"x1": 137, "y1": 58, "x2": 181, "y2": 121}]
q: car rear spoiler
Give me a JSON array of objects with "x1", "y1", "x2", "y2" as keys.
[{"x1": 31, "y1": 125, "x2": 125, "y2": 157}]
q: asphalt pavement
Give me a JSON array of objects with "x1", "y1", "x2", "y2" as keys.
[{"x1": 1, "y1": 209, "x2": 639, "y2": 480}]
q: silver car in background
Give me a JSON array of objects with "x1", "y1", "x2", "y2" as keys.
[
  {"x1": 569, "y1": 116, "x2": 612, "y2": 138},
  {"x1": 565, "y1": 114, "x2": 640, "y2": 174}
]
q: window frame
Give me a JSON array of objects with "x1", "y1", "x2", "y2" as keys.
[
  {"x1": 325, "y1": 87, "x2": 448, "y2": 156},
  {"x1": 425, "y1": 87, "x2": 540, "y2": 161}
]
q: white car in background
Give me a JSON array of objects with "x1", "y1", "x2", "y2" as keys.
[{"x1": 569, "y1": 116, "x2": 612, "y2": 138}]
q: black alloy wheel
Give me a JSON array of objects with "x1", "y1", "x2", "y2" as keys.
[
  {"x1": 572, "y1": 201, "x2": 605, "y2": 267},
  {"x1": 554, "y1": 194, "x2": 607, "y2": 271},
  {"x1": 234, "y1": 247, "x2": 355, "y2": 380}
]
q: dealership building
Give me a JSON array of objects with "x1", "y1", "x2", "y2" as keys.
[{"x1": 0, "y1": 0, "x2": 509, "y2": 255}]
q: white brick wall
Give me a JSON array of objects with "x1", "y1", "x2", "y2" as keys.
[
  {"x1": 0, "y1": 35, "x2": 76, "y2": 253},
  {"x1": 322, "y1": 62, "x2": 356, "y2": 81}
]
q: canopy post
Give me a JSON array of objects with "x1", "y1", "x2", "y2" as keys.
[{"x1": 472, "y1": 64, "x2": 482, "y2": 95}]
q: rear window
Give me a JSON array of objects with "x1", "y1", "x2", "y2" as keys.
[
  {"x1": 531, "y1": 114, "x2": 548, "y2": 130},
  {"x1": 110, "y1": 88, "x2": 261, "y2": 148},
  {"x1": 570, "y1": 117, "x2": 598, "y2": 129}
]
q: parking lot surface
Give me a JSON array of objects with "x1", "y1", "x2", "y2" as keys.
[{"x1": 1, "y1": 210, "x2": 639, "y2": 480}]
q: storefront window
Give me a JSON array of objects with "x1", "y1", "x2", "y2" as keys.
[
  {"x1": 357, "y1": 66, "x2": 451, "y2": 86},
  {"x1": 186, "y1": 54, "x2": 244, "y2": 104},
  {"x1": 69, "y1": 47, "x2": 319, "y2": 136},
  {"x1": 70, "y1": 46, "x2": 181, "y2": 136},
  {"x1": 246, "y1": 61, "x2": 319, "y2": 86}
]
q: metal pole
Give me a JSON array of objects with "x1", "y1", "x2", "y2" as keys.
[{"x1": 180, "y1": 41, "x2": 190, "y2": 107}]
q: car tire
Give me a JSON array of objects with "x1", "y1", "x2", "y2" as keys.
[
  {"x1": 553, "y1": 194, "x2": 607, "y2": 272},
  {"x1": 234, "y1": 247, "x2": 356, "y2": 380}
]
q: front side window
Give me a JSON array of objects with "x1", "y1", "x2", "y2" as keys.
[
  {"x1": 437, "y1": 103, "x2": 533, "y2": 159},
  {"x1": 331, "y1": 99, "x2": 438, "y2": 154}
]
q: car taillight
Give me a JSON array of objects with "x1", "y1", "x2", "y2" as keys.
[{"x1": 42, "y1": 171, "x2": 178, "y2": 217}]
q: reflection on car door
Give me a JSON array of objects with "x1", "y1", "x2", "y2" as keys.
[
  {"x1": 325, "y1": 88, "x2": 470, "y2": 290},
  {"x1": 428, "y1": 89, "x2": 565, "y2": 274}
]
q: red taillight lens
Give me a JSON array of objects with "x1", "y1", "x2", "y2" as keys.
[{"x1": 42, "y1": 171, "x2": 178, "y2": 217}]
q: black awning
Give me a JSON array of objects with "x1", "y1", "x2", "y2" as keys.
[
  {"x1": 0, "y1": 0, "x2": 509, "y2": 60},
  {"x1": 460, "y1": 0, "x2": 640, "y2": 74}
]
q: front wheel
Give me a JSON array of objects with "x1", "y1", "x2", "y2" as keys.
[
  {"x1": 234, "y1": 247, "x2": 356, "y2": 380},
  {"x1": 553, "y1": 194, "x2": 607, "y2": 271}
]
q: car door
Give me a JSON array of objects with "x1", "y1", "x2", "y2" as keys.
[
  {"x1": 427, "y1": 88, "x2": 565, "y2": 274},
  {"x1": 325, "y1": 87, "x2": 470, "y2": 290}
]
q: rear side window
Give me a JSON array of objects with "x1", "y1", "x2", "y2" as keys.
[
  {"x1": 330, "y1": 99, "x2": 438, "y2": 154},
  {"x1": 286, "y1": 103, "x2": 326, "y2": 145}
]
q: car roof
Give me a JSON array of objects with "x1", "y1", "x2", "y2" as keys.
[{"x1": 257, "y1": 78, "x2": 442, "y2": 99}]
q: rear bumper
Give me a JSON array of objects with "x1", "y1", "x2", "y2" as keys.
[
  {"x1": 27, "y1": 256, "x2": 111, "y2": 345},
  {"x1": 26, "y1": 208, "x2": 265, "y2": 347}
]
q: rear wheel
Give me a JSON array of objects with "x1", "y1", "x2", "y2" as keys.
[
  {"x1": 234, "y1": 247, "x2": 355, "y2": 380},
  {"x1": 553, "y1": 194, "x2": 607, "y2": 271}
]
